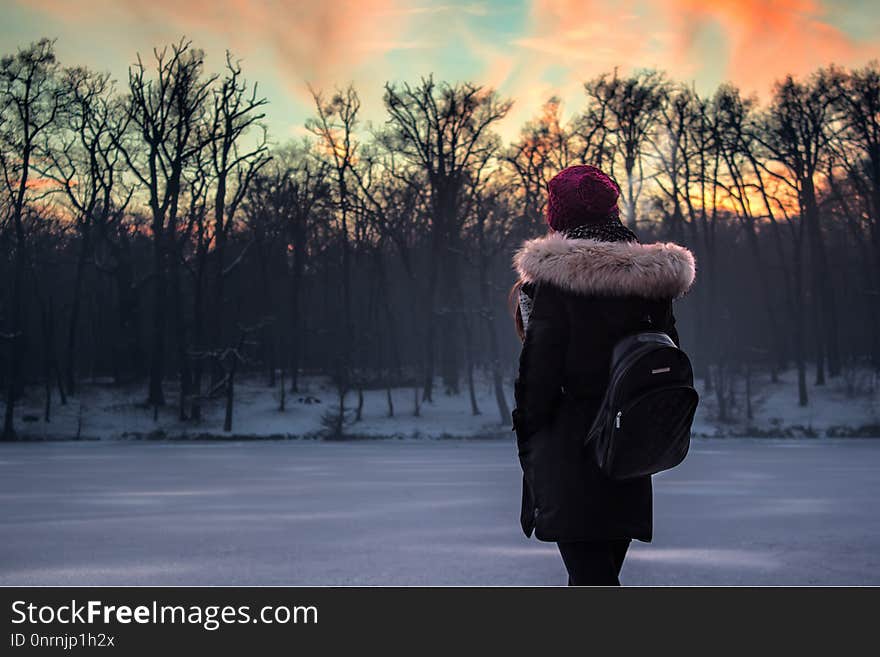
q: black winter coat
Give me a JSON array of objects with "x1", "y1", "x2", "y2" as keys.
[{"x1": 512, "y1": 232, "x2": 695, "y2": 542}]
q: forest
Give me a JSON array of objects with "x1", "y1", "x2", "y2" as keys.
[{"x1": 2, "y1": 38, "x2": 879, "y2": 440}]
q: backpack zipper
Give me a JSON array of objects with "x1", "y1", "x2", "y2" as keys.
[{"x1": 603, "y1": 384, "x2": 699, "y2": 477}]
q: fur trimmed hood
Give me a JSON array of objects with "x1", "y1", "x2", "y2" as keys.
[{"x1": 514, "y1": 233, "x2": 696, "y2": 299}]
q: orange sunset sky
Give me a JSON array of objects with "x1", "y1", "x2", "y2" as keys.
[{"x1": 3, "y1": 0, "x2": 880, "y2": 141}]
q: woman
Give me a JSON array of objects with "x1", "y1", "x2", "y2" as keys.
[{"x1": 511, "y1": 165, "x2": 695, "y2": 586}]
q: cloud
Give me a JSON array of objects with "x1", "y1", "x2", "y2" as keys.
[
  {"x1": 662, "y1": 0, "x2": 870, "y2": 93},
  {"x1": 514, "y1": 0, "x2": 880, "y2": 97},
  {"x1": 513, "y1": 0, "x2": 672, "y2": 70},
  {"x1": 24, "y1": 0, "x2": 410, "y2": 84},
  {"x1": 14, "y1": 0, "x2": 880, "y2": 145},
  {"x1": 482, "y1": 0, "x2": 880, "y2": 142},
  {"x1": 378, "y1": 3, "x2": 490, "y2": 16}
]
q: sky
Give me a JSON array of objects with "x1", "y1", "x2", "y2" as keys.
[{"x1": 3, "y1": 0, "x2": 880, "y2": 143}]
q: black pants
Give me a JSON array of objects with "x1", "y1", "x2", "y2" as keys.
[{"x1": 556, "y1": 539, "x2": 631, "y2": 586}]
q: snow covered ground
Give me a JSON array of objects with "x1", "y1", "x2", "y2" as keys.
[
  {"x1": 691, "y1": 369, "x2": 880, "y2": 437},
  {"x1": 1, "y1": 438, "x2": 878, "y2": 585},
  {"x1": 10, "y1": 367, "x2": 880, "y2": 440},
  {"x1": 11, "y1": 377, "x2": 517, "y2": 440}
]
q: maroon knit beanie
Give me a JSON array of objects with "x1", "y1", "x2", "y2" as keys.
[{"x1": 545, "y1": 165, "x2": 621, "y2": 232}]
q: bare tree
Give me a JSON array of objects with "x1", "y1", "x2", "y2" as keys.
[
  {"x1": 656, "y1": 86, "x2": 723, "y2": 386},
  {"x1": 307, "y1": 84, "x2": 361, "y2": 425},
  {"x1": 352, "y1": 141, "x2": 427, "y2": 415},
  {"x1": 27, "y1": 207, "x2": 67, "y2": 420},
  {"x1": 754, "y1": 71, "x2": 842, "y2": 382},
  {"x1": 710, "y1": 85, "x2": 787, "y2": 381},
  {"x1": 40, "y1": 67, "x2": 121, "y2": 394},
  {"x1": 505, "y1": 98, "x2": 575, "y2": 238},
  {"x1": 382, "y1": 76, "x2": 511, "y2": 399},
  {"x1": 0, "y1": 39, "x2": 68, "y2": 440},
  {"x1": 274, "y1": 144, "x2": 329, "y2": 394},
  {"x1": 111, "y1": 39, "x2": 215, "y2": 406},
  {"x1": 832, "y1": 63, "x2": 880, "y2": 274},
  {"x1": 204, "y1": 52, "x2": 269, "y2": 370},
  {"x1": 469, "y1": 178, "x2": 517, "y2": 424},
  {"x1": 583, "y1": 70, "x2": 668, "y2": 229},
  {"x1": 830, "y1": 63, "x2": 880, "y2": 364}
]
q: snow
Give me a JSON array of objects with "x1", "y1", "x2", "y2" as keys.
[
  {"x1": 12, "y1": 377, "x2": 516, "y2": 440},
  {"x1": 691, "y1": 371, "x2": 880, "y2": 437},
  {"x1": 1, "y1": 438, "x2": 879, "y2": 585},
  {"x1": 10, "y1": 368, "x2": 880, "y2": 440}
]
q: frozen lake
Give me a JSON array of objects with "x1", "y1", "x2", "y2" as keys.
[{"x1": 1, "y1": 438, "x2": 878, "y2": 585}]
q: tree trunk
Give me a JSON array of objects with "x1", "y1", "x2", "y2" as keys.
[
  {"x1": 64, "y1": 229, "x2": 91, "y2": 394},
  {"x1": 46, "y1": 295, "x2": 66, "y2": 407},
  {"x1": 223, "y1": 370, "x2": 235, "y2": 433},
  {"x1": 2, "y1": 218, "x2": 26, "y2": 441},
  {"x1": 802, "y1": 178, "x2": 840, "y2": 377},
  {"x1": 439, "y1": 242, "x2": 461, "y2": 394},
  {"x1": 338, "y1": 177, "x2": 353, "y2": 402},
  {"x1": 745, "y1": 363, "x2": 753, "y2": 421},
  {"x1": 624, "y1": 156, "x2": 637, "y2": 229},
  {"x1": 2, "y1": 137, "x2": 32, "y2": 442},
  {"x1": 741, "y1": 219, "x2": 788, "y2": 375},
  {"x1": 422, "y1": 234, "x2": 440, "y2": 403},
  {"x1": 386, "y1": 386, "x2": 394, "y2": 418},
  {"x1": 355, "y1": 387, "x2": 364, "y2": 422},
  {"x1": 170, "y1": 245, "x2": 190, "y2": 421},
  {"x1": 288, "y1": 236, "x2": 305, "y2": 394},
  {"x1": 279, "y1": 362, "x2": 286, "y2": 412},
  {"x1": 147, "y1": 226, "x2": 167, "y2": 407},
  {"x1": 190, "y1": 246, "x2": 207, "y2": 421},
  {"x1": 792, "y1": 244, "x2": 809, "y2": 407},
  {"x1": 461, "y1": 311, "x2": 480, "y2": 416},
  {"x1": 478, "y1": 257, "x2": 510, "y2": 425}
]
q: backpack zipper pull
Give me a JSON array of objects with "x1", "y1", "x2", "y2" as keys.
[{"x1": 615, "y1": 411, "x2": 622, "y2": 429}]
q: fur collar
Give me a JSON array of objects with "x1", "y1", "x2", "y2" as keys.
[{"x1": 514, "y1": 233, "x2": 695, "y2": 299}]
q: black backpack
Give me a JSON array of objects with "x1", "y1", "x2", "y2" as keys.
[{"x1": 585, "y1": 331, "x2": 699, "y2": 480}]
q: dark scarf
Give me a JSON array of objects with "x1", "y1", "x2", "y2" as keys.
[{"x1": 563, "y1": 220, "x2": 639, "y2": 244}]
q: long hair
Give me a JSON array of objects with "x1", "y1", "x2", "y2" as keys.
[
  {"x1": 510, "y1": 226, "x2": 553, "y2": 343},
  {"x1": 509, "y1": 279, "x2": 525, "y2": 342}
]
